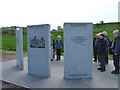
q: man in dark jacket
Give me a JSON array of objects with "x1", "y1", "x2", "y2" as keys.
[
  {"x1": 97, "y1": 34, "x2": 107, "y2": 72},
  {"x1": 111, "y1": 30, "x2": 120, "y2": 74},
  {"x1": 102, "y1": 31, "x2": 111, "y2": 64}
]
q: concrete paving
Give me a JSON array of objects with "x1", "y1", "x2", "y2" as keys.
[{"x1": 0, "y1": 57, "x2": 118, "y2": 88}]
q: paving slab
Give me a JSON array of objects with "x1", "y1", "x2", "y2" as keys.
[{"x1": 0, "y1": 57, "x2": 118, "y2": 88}]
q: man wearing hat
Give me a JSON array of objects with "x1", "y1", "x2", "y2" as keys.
[
  {"x1": 97, "y1": 33, "x2": 107, "y2": 72},
  {"x1": 102, "y1": 31, "x2": 111, "y2": 64},
  {"x1": 111, "y1": 30, "x2": 120, "y2": 74}
]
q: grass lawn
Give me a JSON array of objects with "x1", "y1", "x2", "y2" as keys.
[
  {"x1": 0, "y1": 34, "x2": 2, "y2": 50},
  {"x1": 93, "y1": 23, "x2": 118, "y2": 40},
  {"x1": 2, "y1": 23, "x2": 118, "y2": 59},
  {"x1": 2, "y1": 35, "x2": 27, "y2": 52}
]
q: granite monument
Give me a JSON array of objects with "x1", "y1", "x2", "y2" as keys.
[
  {"x1": 27, "y1": 24, "x2": 50, "y2": 77},
  {"x1": 64, "y1": 23, "x2": 93, "y2": 79}
]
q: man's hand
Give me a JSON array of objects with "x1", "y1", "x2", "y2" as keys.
[{"x1": 115, "y1": 53, "x2": 118, "y2": 55}]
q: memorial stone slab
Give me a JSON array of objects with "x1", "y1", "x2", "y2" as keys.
[
  {"x1": 27, "y1": 24, "x2": 50, "y2": 77},
  {"x1": 64, "y1": 23, "x2": 93, "y2": 79}
]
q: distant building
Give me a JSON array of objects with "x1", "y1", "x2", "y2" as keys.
[
  {"x1": 57, "y1": 26, "x2": 62, "y2": 30},
  {"x1": 100, "y1": 21, "x2": 104, "y2": 24},
  {"x1": 52, "y1": 29, "x2": 57, "y2": 31}
]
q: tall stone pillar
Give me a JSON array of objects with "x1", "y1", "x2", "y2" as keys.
[{"x1": 16, "y1": 27, "x2": 24, "y2": 70}]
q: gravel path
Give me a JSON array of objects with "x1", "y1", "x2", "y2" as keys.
[
  {"x1": 1, "y1": 55, "x2": 16, "y2": 62},
  {"x1": 1, "y1": 80, "x2": 30, "y2": 89}
]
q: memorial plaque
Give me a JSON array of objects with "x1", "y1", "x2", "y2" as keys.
[
  {"x1": 27, "y1": 24, "x2": 50, "y2": 77},
  {"x1": 30, "y1": 36, "x2": 45, "y2": 48},
  {"x1": 64, "y1": 23, "x2": 93, "y2": 79}
]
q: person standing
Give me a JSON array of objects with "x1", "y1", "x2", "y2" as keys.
[
  {"x1": 111, "y1": 30, "x2": 120, "y2": 74},
  {"x1": 93, "y1": 34, "x2": 99, "y2": 62},
  {"x1": 102, "y1": 31, "x2": 111, "y2": 64},
  {"x1": 97, "y1": 34, "x2": 107, "y2": 72},
  {"x1": 56, "y1": 35, "x2": 63, "y2": 61},
  {"x1": 50, "y1": 34, "x2": 55, "y2": 61}
]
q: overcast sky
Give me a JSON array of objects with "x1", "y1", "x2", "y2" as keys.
[{"x1": 0, "y1": 0, "x2": 119, "y2": 29}]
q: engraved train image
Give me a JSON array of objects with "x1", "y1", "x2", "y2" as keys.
[{"x1": 30, "y1": 36, "x2": 45, "y2": 48}]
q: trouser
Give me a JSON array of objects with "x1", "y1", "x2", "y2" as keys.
[
  {"x1": 93, "y1": 47, "x2": 98, "y2": 61},
  {"x1": 56, "y1": 49, "x2": 61, "y2": 60},
  {"x1": 50, "y1": 46, "x2": 53, "y2": 60},
  {"x1": 99, "y1": 55, "x2": 106, "y2": 70},
  {"x1": 105, "y1": 51, "x2": 109, "y2": 64},
  {"x1": 98, "y1": 55, "x2": 100, "y2": 62},
  {"x1": 53, "y1": 49, "x2": 55, "y2": 58},
  {"x1": 113, "y1": 54, "x2": 119, "y2": 72}
]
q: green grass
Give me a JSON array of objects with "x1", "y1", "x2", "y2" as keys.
[
  {"x1": 93, "y1": 23, "x2": 118, "y2": 40},
  {"x1": 0, "y1": 31, "x2": 2, "y2": 50},
  {"x1": 2, "y1": 35, "x2": 27, "y2": 52},
  {"x1": 2, "y1": 23, "x2": 118, "y2": 53},
  {"x1": 2, "y1": 52, "x2": 16, "y2": 56}
]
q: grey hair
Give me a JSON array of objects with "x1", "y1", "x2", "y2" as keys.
[
  {"x1": 113, "y1": 30, "x2": 119, "y2": 35},
  {"x1": 102, "y1": 31, "x2": 107, "y2": 35}
]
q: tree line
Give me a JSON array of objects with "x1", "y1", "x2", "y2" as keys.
[{"x1": 1, "y1": 26, "x2": 27, "y2": 35}]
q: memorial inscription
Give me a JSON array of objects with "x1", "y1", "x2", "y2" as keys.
[{"x1": 71, "y1": 36, "x2": 86, "y2": 44}]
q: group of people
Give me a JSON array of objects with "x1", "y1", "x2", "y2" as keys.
[
  {"x1": 50, "y1": 34, "x2": 63, "y2": 61},
  {"x1": 93, "y1": 30, "x2": 120, "y2": 74}
]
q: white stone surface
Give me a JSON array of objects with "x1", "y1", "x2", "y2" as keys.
[
  {"x1": 16, "y1": 27, "x2": 24, "y2": 70},
  {"x1": 27, "y1": 24, "x2": 50, "y2": 77},
  {"x1": 64, "y1": 23, "x2": 93, "y2": 79},
  {"x1": 1, "y1": 57, "x2": 118, "y2": 88}
]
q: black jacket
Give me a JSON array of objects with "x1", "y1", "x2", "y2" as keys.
[
  {"x1": 98, "y1": 38, "x2": 107, "y2": 55},
  {"x1": 113, "y1": 36, "x2": 120, "y2": 55},
  {"x1": 93, "y1": 38, "x2": 96, "y2": 47},
  {"x1": 51, "y1": 39, "x2": 55, "y2": 49}
]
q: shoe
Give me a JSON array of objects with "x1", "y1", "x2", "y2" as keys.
[
  {"x1": 97, "y1": 68, "x2": 102, "y2": 70},
  {"x1": 111, "y1": 70, "x2": 115, "y2": 72},
  {"x1": 51, "y1": 59, "x2": 54, "y2": 61},
  {"x1": 101, "y1": 69, "x2": 105, "y2": 72},
  {"x1": 111, "y1": 70, "x2": 119, "y2": 74},
  {"x1": 93, "y1": 60, "x2": 97, "y2": 62}
]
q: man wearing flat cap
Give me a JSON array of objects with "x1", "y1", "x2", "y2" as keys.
[
  {"x1": 97, "y1": 33, "x2": 107, "y2": 72},
  {"x1": 111, "y1": 30, "x2": 120, "y2": 74}
]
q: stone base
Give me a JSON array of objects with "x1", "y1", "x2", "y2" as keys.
[
  {"x1": 1, "y1": 57, "x2": 118, "y2": 88},
  {"x1": 64, "y1": 76, "x2": 92, "y2": 80}
]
